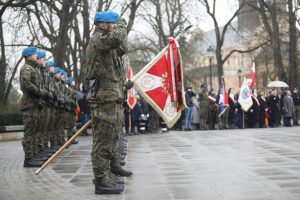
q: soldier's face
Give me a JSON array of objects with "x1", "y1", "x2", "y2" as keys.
[
  {"x1": 107, "y1": 23, "x2": 116, "y2": 32},
  {"x1": 37, "y1": 58, "x2": 46, "y2": 67},
  {"x1": 49, "y1": 66, "x2": 54, "y2": 73},
  {"x1": 27, "y1": 53, "x2": 37, "y2": 62},
  {"x1": 71, "y1": 81, "x2": 75, "y2": 87}
]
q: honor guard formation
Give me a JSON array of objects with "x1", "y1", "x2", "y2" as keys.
[{"x1": 17, "y1": 9, "x2": 300, "y2": 196}]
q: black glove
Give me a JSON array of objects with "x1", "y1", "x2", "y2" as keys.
[{"x1": 124, "y1": 80, "x2": 134, "y2": 90}]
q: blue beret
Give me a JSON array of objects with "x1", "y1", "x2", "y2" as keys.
[
  {"x1": 46, "y1": 60, "x2": 56, "y2": 67},
  {"x1": 64, "y1": 72, "x2": 68, "y2": 77},
  {"x1": 95, "y1": 11, "x2": 119, "y2": 23},
  {"x1": 54, "y1": 67, "x2": 61, "y2": 74},
  {"x1": 37, "y1": 50, "x2": 46, "y2": 59},
  {"x1": 66, "y1": 77, "x2": 74, "y2": 85},
  {"x1": 22, "y1": 46, "x2": 37, "y2": 57},
  {"x1": 60, "y1": 70, "x2": 65, "y2": 75}
]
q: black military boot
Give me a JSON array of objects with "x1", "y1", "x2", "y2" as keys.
[
  {"x1": 111, "y1": 166, "x2": 133, "y2": 177},
  {"x1": 38, "y1": 151, "x2": 52, "y2": 158},
  {"x1": 109, "y1": 173, "x2": 125, "y2": 184},
  {"x1": 94, "y1": 179, "x2": 124, "y2": 195},
  {"x1": 33, "y1": 154, "x2": 48, "y2": 162},
  {"x1": 119, "y1": 159, "x2": 126, "y2": 166},
  {"x1": 23, "y1": 158, "x2": 43, "y2": 167}
]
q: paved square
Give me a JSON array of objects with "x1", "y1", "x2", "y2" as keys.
[{"x1": 1, "y1": 127, "x2": 300, "y2": 200}]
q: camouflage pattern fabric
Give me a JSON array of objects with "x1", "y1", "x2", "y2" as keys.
[
  {"x1": 85, "y1": 18, "x2": 127, "y2": 184},
  {"x1": 19, "y1": 60, "x2": 40, "y2": 159}
]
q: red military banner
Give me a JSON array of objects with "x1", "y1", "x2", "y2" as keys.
[
  {"x1": 132, "y1": 37, "x2": 186, "y2": 128},
  {"x1": 127, "y1": 67, "x2": 137, "y2": 109}
]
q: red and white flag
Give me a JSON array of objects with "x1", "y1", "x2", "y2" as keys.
[
  {"x1": 127, "y1": 67, "x2": 137, "y2": 109},
  {"x1": 132, "y1": 37, "x2": 186, "y2": 128},
  {"x1": 249, "y1": 62, "x2": 255, "y2": 88}
]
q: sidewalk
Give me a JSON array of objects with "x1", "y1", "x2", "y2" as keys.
[{"x1": 1, "y1": 127, "x2": 300, "y2": 200}]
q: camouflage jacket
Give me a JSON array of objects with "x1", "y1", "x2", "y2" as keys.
[
  {"x1": 38, "y1": 66, "x2": 52, "y2": 100},
  {"x1": 85, "y1": 19, "x2": 128, "y2": 104},
  {"x1": 53, "y1": 76, "x2": 63, "y2": 108},
  {"x1": 19, "y1": 60, "x2": 40, "y2": 111},
  {"x1": 66, "y1": 86, "x2": 77, "y2": 111},
  {"x1": 198, "y1": 90, "x2": 209, "y2": 108}
]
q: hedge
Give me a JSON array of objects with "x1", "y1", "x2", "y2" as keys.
[{"x1": 0, "y1": 112, "x2": 23, "y2": 126}]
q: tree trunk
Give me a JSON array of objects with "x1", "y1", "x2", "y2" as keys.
[
  {"x1": 0, "y1": 19, "x2": 7, "y2": 105},
  {"x1": 288, "y1": 0, "x2": 298, "y2": 88},
  {"x1": 53, "y1": 0, "x2": 72, "y2": 69}
]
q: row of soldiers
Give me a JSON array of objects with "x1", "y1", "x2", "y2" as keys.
[{"x1": 19, "y1": 46, "x2": 78, "y2": 167}]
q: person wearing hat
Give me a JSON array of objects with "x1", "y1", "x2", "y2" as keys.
[
  {"x1": 20, "y1": 46, "x2": 46, "y2": 167},
  {"x1": 45, "y1": 61, "x2": 59, "y2": 151},
  {"x1": 65, "y1": 77, "x2": 79, "y2": 144},
  {"x1": 198, "y1": 84, "x2": 209, "y2": 130},
  {"x1": 292, "y1": 88, "x2": 300, "y2": 125},
  {"x1": 52, "y1": 67, "x2": 65, "y2": 147},
  {"x1": 35, "y1": 50, "x2": 54, "y2": 160},
  {"x1": 84, "y1": 10, "x2": 133, "y2": 194},
  {"x1": 56, "y1": 70, "x2": 68, "y2": 145}
]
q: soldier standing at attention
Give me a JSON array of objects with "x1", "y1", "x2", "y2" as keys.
[
  {"x1": 20, "y1": 46, "x2": 44, "y2": 167},
  {"x1": 35, "y1": 50, "x2": 52, "y2": 159},
  {"x1": 65, "y1": 77, "x2": 78, "y2": 144},
  {"x1": 85, "y1": 11, "x2": 133, "y2": 194},
  {"x1": 198, "y1": 84, "x2": 209, "y2": 130},
  {"x1": 45, "y1": 61, "x2": 59, "y2": 152},
  {"x1": 53, "y1": 67, "x2": 63, "y2": 147},
  {"x1": 58, "y1": 70, "x2": 67, "y2": 145}
]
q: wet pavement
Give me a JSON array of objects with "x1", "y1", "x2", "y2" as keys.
[{"x1": 1, "y1": 127, "x2": 300, "y2": 200}]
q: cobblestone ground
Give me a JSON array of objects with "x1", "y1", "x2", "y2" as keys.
[{"x1": 1, "y1": 127, "x2": 300, "y2": 200}]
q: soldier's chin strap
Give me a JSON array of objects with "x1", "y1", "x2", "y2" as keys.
[{"x1": 35, "y1": 120, "x2": 92, "y2": 175}]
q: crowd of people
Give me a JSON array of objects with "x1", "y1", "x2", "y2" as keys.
[{"x1": 182, "y1": 84, "x2": 300, "y2": 131}]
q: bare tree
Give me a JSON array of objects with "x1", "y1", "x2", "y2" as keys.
[
  {"x1": 247, "y1": 0, "x2": 288, "y2": 83},
  {"x1": 0, "y1": 0, "x2": 39, "y2": 105},
  {"x1": 198, "y1": 0, "x2": 268, "y2": 87}
]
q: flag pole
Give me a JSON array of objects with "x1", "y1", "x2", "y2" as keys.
[{"x1": 35, "y1": 120, "x2": 92, "y2": 175}]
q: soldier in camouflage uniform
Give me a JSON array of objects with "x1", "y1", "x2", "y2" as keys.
[
  {"x1": 198, "y1": 84, "x2": 209, "y2": 130},
  {"x1": 45, "y1": 61, "x2": 59, "y2": 150},
  {"x1": 59, "y1": 70, "x2": 68, "y2": 145},
  {"x1": 65, "y1": 77, "x2": 78, "y2": 144},
  {"x1": 53, "y1": 67, "x2": 64, "y2": 146},
  {"x1": 35, "y1": 51, "x2": 53, "y2": 158},
  {"x1": 19, "y1": 46, "x2": 44, "y2": 167},
  {"x1": 85, "y1": 11, "x2": 133, "y2": 194}
]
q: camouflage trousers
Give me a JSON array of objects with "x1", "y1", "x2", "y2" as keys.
[
  {"x1": 36, "y1": 105, "x2": 50, "y2": 153},
  {"x1": 48, "y1": 106, "x2": 57, "y2": 147},
  {"x1": 54, "y1": 108, "x2": 65, "y2": 145},
  {"x1": 22, "y1": 108, "x2": 38, "y2": 159},
  {"x1": 293, "y1": 106, "x2": 300, "y2": 124},
  {"x1": 199, "y1": 109, "x2": 208, "y2": 130},
  {"x1": 90, "y1": 102, "x2": 122, "y2": 184},
  {"x1": 65, "y1": 111, "x2": 75, "y2": 137}
]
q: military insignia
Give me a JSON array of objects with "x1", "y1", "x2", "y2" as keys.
[{"x1": 25, "y1": 67, "x2": 30, "y2": 70}]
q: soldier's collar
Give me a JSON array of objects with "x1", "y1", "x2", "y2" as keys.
[
  {"x1": 95, "y1": 27, "x2": 109, "y2": 34},
  {"x1": 25, "y1": 60, "x2": 37, "y2": 67}
]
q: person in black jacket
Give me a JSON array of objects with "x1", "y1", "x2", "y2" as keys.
[
  {"x1": 258, "y1": 92, "x2": 268, "y2": 128},
  {"x1": 247, "y1": 92, "x2": 260, "y2": 128},
  {"x1": 267, "y1": 90, "x2": 280, "y2": 127},
  {"x1": 228, "y1": 88, "x2": 236, "y2": 128}
]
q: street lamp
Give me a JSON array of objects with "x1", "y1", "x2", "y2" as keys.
[
  {"x1": 207, "y1": 45, "x2": 214, "y2": 90},
  {"x1": 237, "y1": 69, "x2": 242, "y2": 87}
]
